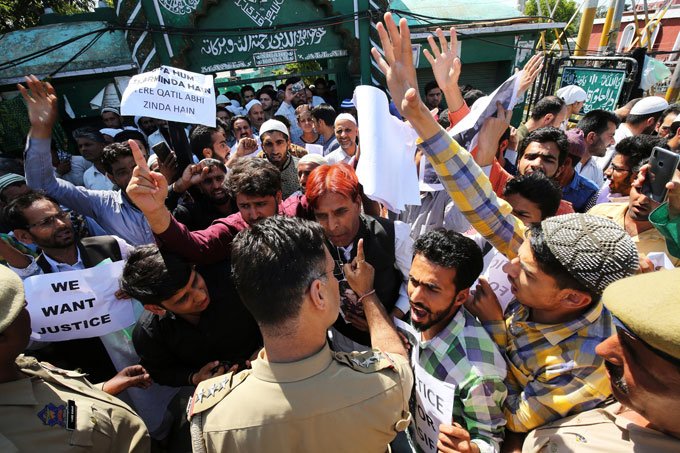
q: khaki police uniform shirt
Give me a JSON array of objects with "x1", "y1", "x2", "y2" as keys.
[
  {"x1": 0, "y1": 355, "x2": 150, "y2": 452},
  {"x1": 189, "y1": 344, "x2": 413, "y2": 453},
  {"x1": 523, "y1": 401, "x2": 680, "y2": 452}
]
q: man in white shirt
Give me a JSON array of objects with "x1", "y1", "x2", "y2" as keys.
[{"x1": 326, "y1": 113, "x2": 359, "y2": 166}]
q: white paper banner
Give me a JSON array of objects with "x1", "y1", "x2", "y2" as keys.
[
  {"x1": 121, "y1": 66, "x2": 215, "y2": 127},
  {"x1": 394, "y1": 318, "x2": 456, "y2": 453},
  {"x1": 24, "y1": 261, "x2": 136, "y2": 342},
  {"x1": 305, "y1": 143, "x2": 324, "y2": 155}
]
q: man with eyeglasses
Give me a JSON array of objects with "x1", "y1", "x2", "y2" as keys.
[
  {"x1": 523, "y1": 269, "x2": 680, "y2": 452},
  {"x1": 187, "y1": 216, "x2": 413, "y2": 452},
  {"x1": 1, "y1": 192, "x2": 133, "y2": 383},
  {"x1": 596, "y1": 135, "x2": 665, "y2": 204}
]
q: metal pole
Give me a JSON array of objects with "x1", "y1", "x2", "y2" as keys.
[
  {"x1": 605, "y1": 0, "x2": 626, "y2": 54},
  {"x1": 575, "y1": 0, "x2": 598, "y2": 56},
  {"x1": 598, "y1": 0, "x2": 617, "y2": 53},
  {"x1": 667, "y1": 62, "x2": 680, "y2": 103}
]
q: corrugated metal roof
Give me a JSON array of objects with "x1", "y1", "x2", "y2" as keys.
[
  {"x1": 391, "y1": 0, "x2": 522, "y2": 26},
  {"x1": 0, "y1": 21, "x2": 135, "y2": 85}
]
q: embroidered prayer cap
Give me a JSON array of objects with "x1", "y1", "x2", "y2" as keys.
[
  {"x1": 0, "y1": 173, "x2": 26, "y2": 194},
  {"x1": 556, "y1": 85, "x2": 587, "y2": 105},
  {"x1": 630, "y1": 96, "x2": 669, "y2": 115},
  {"x1": 603, "y1": 268, "x2": 680, "y2": 361},
  {"x1": 541, "y1": 213, "x2": 639, "y2": 295},
  {"x1": 259, "y1": 119, "x2": 289, "y2": 139},
  {"x1": 0, "y1": 265, "x2": 25, "y2": 334}
]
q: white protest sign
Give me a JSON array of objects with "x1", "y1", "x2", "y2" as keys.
[
  {"x1": 121, "y1": 66, "x2": 215, "y2": 127},
  {"x1": 393, "y1": 318, "x2": 456, "y2": 453},
  {"x1": 305, "y1": 143, "x2": 324, "y2": 155},
  {"x1": 482, "y1": 250, "x2": 514, "y2": 313},
  {"x1": 24, "y1": 261, "x2": 136, "y2": 342},
  {"x1": 646, "y1": 252, "x2": 675, "y2": 271}
]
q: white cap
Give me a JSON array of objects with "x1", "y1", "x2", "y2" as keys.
[
  {"x1": 216, "y1": 94, "x2": 229, "y2": 105},
  {"x1": 101, "y1": 106, "x2": 120, "y2": 115},
  {"x1": 298, "y1": 154, "x2": 327, "y2": 166},
  {"x1": 556, "y1": 85, "x2": 587, "y2": 105},
  {"x1": 335, "y1": 113, "x2": 357, "y2": 125},
  {"x1": 99, "y1": 128, "x2": 123, "y2": 137},
  {"x1": 630, "y1": 96, "x2": 669, "y2": 115},
  {"x1": 245, "y1": 99, "x2": 262, "y2": 113},
  {"x1": 226, "y1": 105, "x2": 241, "y2": 115},
  {"x1": 259, "y1": 119, "x2": 289, "y2": 138}
]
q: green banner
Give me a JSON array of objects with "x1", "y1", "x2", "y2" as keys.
[{"x1": 560, "y1": 67, "x2": 626, "y2": 113}]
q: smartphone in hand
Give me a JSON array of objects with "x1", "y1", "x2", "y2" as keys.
[
  {"x1": 642, "y1": 147, "x2": 680, "y2": 203},
  {"x1": 151, "y1": 141, "x2": 172, "y2": 163}
]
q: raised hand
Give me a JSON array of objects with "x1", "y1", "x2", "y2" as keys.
[
  {"x1": 17, "y1": 75, "x2": 58, "y2": 139},
  {"x1": 518, "y1": 54, "x2": 544, "y2": 97},
  {"x1": 423, "y1": 27, "x2": 461, "y2": 93},
  {"x1": 343, "y1": 239, "x2": 375, "y2": 298},
  {"x1": 126, "y1": 139, "x2": 168, "y2": 216},
  {"x1": 371, "y1": 12, "x2": 421, "y2": 118},
  {"x1": 475, "y1": 102, "x2": 513, "y2": 167},
  {"x1": 465, "y1": 277, "x2": 504, "y2": 322},
  {"x1": 371, "y1": 13, "x2": 441, "y2": 140},
  {"x1": 173, "y1": 161, "x2": 211, "y2": 194}
]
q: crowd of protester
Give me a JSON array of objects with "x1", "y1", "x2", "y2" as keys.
[{"x1": 1, "y1": 12, "x2": 680, "y2": 453}]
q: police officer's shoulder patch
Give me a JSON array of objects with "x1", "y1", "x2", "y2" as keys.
[
  {"x1": 333, "y1": 349, "x2": 396, "y2": 373},
  {"x1": 188, "y1": 370, "x2": 251, "y2": 418}
]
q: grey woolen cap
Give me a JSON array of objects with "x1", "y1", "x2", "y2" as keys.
[{"x1": 541, "y1": 213, "x2": 639, "y2": 295}]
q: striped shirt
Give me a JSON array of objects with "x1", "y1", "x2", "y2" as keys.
[{"x1": 418, "y1": 128, "x2": 614, "y2": 432}]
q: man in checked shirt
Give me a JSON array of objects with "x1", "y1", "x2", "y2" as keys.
[{"x1": 371, "y1": 13, "x2": 640, "y2": 452}]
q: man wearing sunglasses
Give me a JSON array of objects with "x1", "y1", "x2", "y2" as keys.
[{"x1": 523, "y1": 269, "x2": 680, "y2": 452}]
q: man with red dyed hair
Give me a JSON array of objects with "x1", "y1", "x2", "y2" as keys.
[
  {"x1": 128, "y1": 149, "x2": 410, "y2": 350},
  {"x1": 305, "y1": 163, "x2": 412, "y2": 351}
]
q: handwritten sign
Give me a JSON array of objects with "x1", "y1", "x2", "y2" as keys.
[
  {"x1": 481, "y1": 249, "x2": 514, "y2": 313},
  {"x1": 394, "y1": 318, "x2": 455, "y2": 453},
  {"x1": 24, "y1": 261, "x2": 136, "y2": 342},
  {"x1": 560, "y1": 67, "x2": 626, "y2": 113},
  {"x1": 121, "y1": 66, "x2": 215, "y2": 127}
]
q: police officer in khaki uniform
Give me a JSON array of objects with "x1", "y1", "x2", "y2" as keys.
[
  {"x1": 0, "y1": 265, "x2": 150, "y2": 452},
  {"x1": 188, "y1": 217, "x2": 413, "y2": 452},
  {"x1": 523, "y1": 269, "x2": 680, "y2": 452}
]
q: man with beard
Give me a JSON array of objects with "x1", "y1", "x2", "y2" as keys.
[
  {"x1": 514, "y1": 96, "x2": 569, "y2": 145},
  {"x1": 326, "y1": 113, "x2": 359, "y2": 166},
  {"x1": 171, "y1": 159, "x2": 235, "y2": 231},
  {"x1": 0, "y1": 266, "x2": 151, "y2": 452},
  {"x1": 20, "y1": 75, "x2": 154, "y2": 246},
  {"x1": 245, "y1": 99, "x2": 266, "y2": 134},
  {"x1": 589, "y1": 176, "x2": 680, "y2": 266},
  {"x1": 189, "y1": 125, "x2": 230, "y2": 163},
  {"x1": 259, "y1": 119, "x2": 301, "y2": 198},
  {"x1": 574, "y1": 110, "x2": 619, "y2": 188},
  {"x1": 257, "y1": 88, "x2": 276, "y2": 120},
  {"x1": 2, "y1": 192, "x2": 132, "y2": 381},
  {"x1": 523, "y1": 269, "x2": 680, "y2": 452},
  {"x1": 406, "y1": 229, "x2": 507, "y2": 453},
  {"x1": 134, "y1": 116, "x2": 158, "y2": 138},
  {"x1": 369, "y1": 14, "x2": 639, "y2": 449}
]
